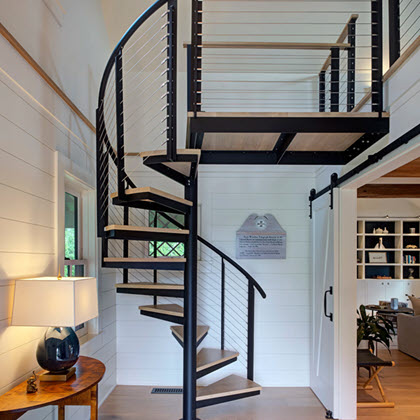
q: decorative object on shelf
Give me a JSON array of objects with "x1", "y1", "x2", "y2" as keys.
[
  {"x1": 408, "y1": 268, "x2": 415, "y2": 280},
  {"x1": 236, "y1": 214, "x2": 287, "y2": 259},
  {"x1": 374, "y1": 228, "x2": 383, "y2": 234},
  {"x1": 369, "y1": 252, "x2": 387, "y2": 263},
  {"x1": 357, "y1": 305, "x2": 395, "y2": 353},
  {"x1": 390, "y1": 298, "x2": 399, "y2": 310},
  {"x1": 26, "y1": 372, "x2": 38, "y2": 394},
  {"x1": 410, "y1": 227, "x2": 416, "y2": 234},
  {"x1": 383, "y1": 227, "x2": 389, "y2": 234},
  {"x1": 374, "y1": 237, "x2": 386, "y2": 250},
  {"x1": 404, "y1": 255, "x2": 417, "y2": 264},
  {"x1": 12, "y1": 276, "x2": 98, "y2": 381},
  {"x1": 406, "y1": 244, "x2": 418, "y2": 249},
  {"x1": 374, "y1": 276, "x2": 392, "y2": 279}
]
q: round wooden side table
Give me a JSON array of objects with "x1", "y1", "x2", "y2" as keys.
[{"x1": 0, "y1": 356, "x2": 105, "y2": 420}]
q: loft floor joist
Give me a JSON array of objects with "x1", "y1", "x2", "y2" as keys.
[{"x1": 187, "y1": 112, "x2": 390, "y2": 165}]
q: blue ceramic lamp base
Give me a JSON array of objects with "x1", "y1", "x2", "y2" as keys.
[{"x1": 36, "y1": 327, "x2": 80, "y2": 380}]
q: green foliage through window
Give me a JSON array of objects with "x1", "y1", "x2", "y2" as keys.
[
  {"x1": 149, "y1": 211, "x2": 185, "y2": 257},
  {"x1": 65, "y1": 193, "x2": 78, "y2": 261}
]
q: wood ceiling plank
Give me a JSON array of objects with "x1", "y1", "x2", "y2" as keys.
[
  {"x1": 288, "y1": 133, "x2": 362, "y2": 152},
  {"x1": 384, "y1": 158, "x2": 420, "y2": 178},
  {"x1": 358, "y1": 184, "x2": 420, "y2": 198}
]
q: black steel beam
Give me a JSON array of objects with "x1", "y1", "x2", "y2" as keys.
[
  {"x1": 112, "y1": 197, "x2": 184, "y2": 215},
  {"x1": 103, "y1": 260, "x2": 185, "y2": 271},
  {"x1": 199, "y1": 151, "x2": 347, "y2": 165},
  {"x1": 105, "y1": 229, "x2": 188, "y2": 242},
  {"x1": 145, "y1": 163, "x2": 189, "y2": 186},
  {"x1": 189, "y1": 116, "x2": 389, "y2": 134},
  {"x1": 344, "y1": 132, "x2": 387, "y2": 163},
  {"x1": 274, "y1": 133, "x2": 297, "y2": 164}
]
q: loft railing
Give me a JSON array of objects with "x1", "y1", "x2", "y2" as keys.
[
  {"x1": 97, "y1": 0, "x2": 178, "y2": 239},
  {"x1": 189, "y1": 0, "x2": 385, "y2": 114}
]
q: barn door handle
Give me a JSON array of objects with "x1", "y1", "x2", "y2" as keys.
[{"x1": 324, "y1": 286, "x2": 333, "y2": 322}]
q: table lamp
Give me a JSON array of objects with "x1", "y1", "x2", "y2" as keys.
[{"x1": 12, "y1": 277, "x2": 98, "y2": 381}]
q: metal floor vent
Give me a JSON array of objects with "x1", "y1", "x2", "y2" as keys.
[{"x1": 151, "y1": 388, "x2": 183, "y2": 394}]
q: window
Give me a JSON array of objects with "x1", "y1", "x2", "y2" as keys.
[
  {"x1": 64, "y1": 190, "x2": 87, "y2": 337},
  {"x1": 64, "y1": 192, "x2": 86, "y2": 276},
  {"x1": 149, "y1": 211, "x2": 185, "y2": 257}
]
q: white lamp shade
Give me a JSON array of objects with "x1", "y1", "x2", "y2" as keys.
[{"x1": 12, "y1": 277, "x2": 98, "y2": 327}]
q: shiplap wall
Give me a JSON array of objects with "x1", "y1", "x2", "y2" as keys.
[
  {"x1": 0, "y1": 1, "x2": 116, "y2": 419},
  {"x1": 117, "y1": 164, "x2": 316, "y2": 387}
]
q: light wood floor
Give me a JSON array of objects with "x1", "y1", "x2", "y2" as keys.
[
  {"x1": 99, "y1": 350, "x2": 420, "y2": 420},
  {"x1": 358, "y1": 349, "x2": 420, "y2": 420},
  {"x1": 99, "y1": 386, "x2": 326, "y2": 420}
]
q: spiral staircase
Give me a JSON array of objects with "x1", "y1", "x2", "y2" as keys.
[{"x1": 96, "y1": 1, "x2": 266, "y2": 419}]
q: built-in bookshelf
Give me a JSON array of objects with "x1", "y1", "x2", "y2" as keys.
[{"x1": 357, "y1": 218, "x2": 420, "y2": 281}]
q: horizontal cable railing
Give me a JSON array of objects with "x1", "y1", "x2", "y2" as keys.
[
  {"x1": 97, "y1": 0, "x2": 178, "y2": 238},
  {"x1": 400, "y1": 0, "x2": 420, "y2": 55},
  {"x1": 190, "y1": 0, "x2": 379, "y2": 114}
]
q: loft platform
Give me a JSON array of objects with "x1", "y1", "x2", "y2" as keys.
[{"x1": 187, "y1": 112, "x2": 390, "y2": 165}]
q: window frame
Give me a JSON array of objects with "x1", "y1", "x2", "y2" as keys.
[{"x1": 57, "y1": 152, "x2": 98, "y2": 341}]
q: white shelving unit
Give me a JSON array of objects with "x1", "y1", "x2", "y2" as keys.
[{"x1": 357, "y1": 218, "x2": 420, "y2": 307}]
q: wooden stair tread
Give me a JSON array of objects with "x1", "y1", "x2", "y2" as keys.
[
  {"x1": 197, "y1": 348, "x2": 239, "y2": 372},
  {"x1": 110, "y1": 187, "x2": 192, "y2": 206},
  {"x1": 105, "y1": 225, "x2": 189, "y2": 235},
  {"x1": 140, "y1": 150, "x2": 200, "y2": 177},
  {"x1": 140, "y1": 149, "x2": 201, "y2": 158},
  {"x1": 116, "y1": 283, "x2": 184, "y2": 290},
  {"x1": 170, "y1": 325, "x2": 209, "y2": 344},
  {"x1": 196, "y1": 375, "x2": 262, "y2": 401},
  {"x1": 139, "y1": 304, "x2": 183, "y2": 317},
  {"x1": 104, "y1": 257, "x2": 186, "y2": 263}
]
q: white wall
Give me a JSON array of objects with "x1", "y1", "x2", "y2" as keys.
[
  {"x1": 116, "y1": 164, "x2": 316, "y2": 387},
  {"x1": 0, "y1": 2, "x2": 116, "y2": 418}
]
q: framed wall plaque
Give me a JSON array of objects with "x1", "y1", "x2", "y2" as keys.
[{"x1": 236, "y1": 214, "x2": 287, "y2": 259}]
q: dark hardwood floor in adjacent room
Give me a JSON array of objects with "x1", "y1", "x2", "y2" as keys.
[
  {"x1": 358, "y1": 349, "x2": 420, "y2": 420},
  {"x1": 99, "y1": 386, "x2": 326, "y2": 420}
]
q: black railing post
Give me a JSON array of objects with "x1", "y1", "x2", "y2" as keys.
[
  {"x1": 372, "y1": 0, "x2": 383, "y2": 113},
  {"x1": 96, "y1": 106, "x2": 109, "y2": 237},
  {"x1": 319, "y1": 71, "x2": 326, "y2": 112},
  {"x1": 347, "y1": 17, "x2": 357, "y2": 112},
  {"x1": 330, "y1": 47, "x2": 340, "y2": 112},
  {"x1": 221, "y1": 259, "x2": 225, "y2": 350},
  {"x1": 115, "y1": 48, "x2": 126, "y2": 198},
  {"x1": 187, "y1": 44, "x2": 193, "y2": 112},
  {"x1": 153, "y1": 212, "x2": 158, "y2": 306},
  {"x1": 389, "y1": 0, "x2": 400, "y2": 67},
  {"x1": 247, "y1": 281, "x2": 255, "y2": 381},
  {"x1": 123, "y1": 206, "x2": 129, "y2": 284},
  {"x1": 183, "y1": 176, "x2": 198, "y2": 420},
  {"x1": 191, "y1": 0, "x2": 202, "y2": 115},
  {"x1": 167, "y1": 0, "x2": 177, "y2": 161}
]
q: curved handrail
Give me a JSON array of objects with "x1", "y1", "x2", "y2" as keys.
[
  {"x1": 158, "y1": 212, "x2": 266, "y2": 299},
  {"x1": 198, "y1": 236, "x2": 267, "y2": 299},
  {"x1": 98, "y1": 0, "x2": 170, "y2": 107}
]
